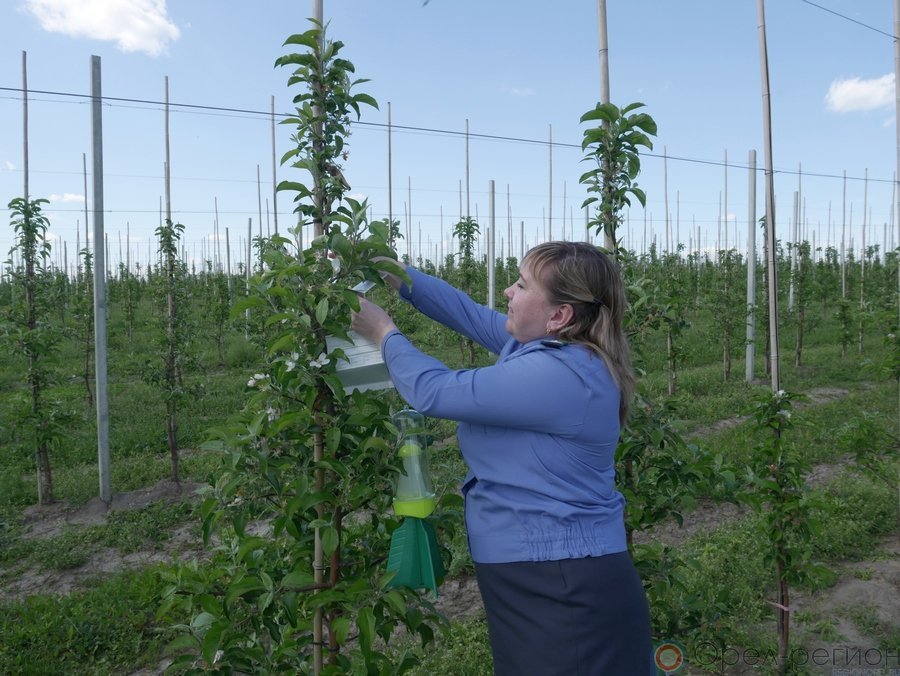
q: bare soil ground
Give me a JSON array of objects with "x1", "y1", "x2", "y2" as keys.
[
  {"x1": 2, "y1": 384, "x2": 896, "y2": 674},
  {"x1": 2, "y1": 480, "x2": 207, "y2": 603}
]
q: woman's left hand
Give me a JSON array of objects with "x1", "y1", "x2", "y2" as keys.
[{"x1": 351, "y1": 297, "x2": 398, "y2": 345}]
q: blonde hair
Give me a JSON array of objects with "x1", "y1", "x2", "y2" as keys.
[{"x1": 523, "y1": 241, "x2": 634, "y2": 424}]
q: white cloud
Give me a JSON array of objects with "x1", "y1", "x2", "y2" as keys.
[
  {"x1": 48, "y1": 192, "x2": 84, "y2": 203},
  {"x1": 501, "y1": 85, "x2": 536, "y2": 98},
  {"x1": 3, "y1": 160, "x2": 15, "y2": 171},
  {"x1": 22, "y1": 0, "x2": 180, "y2": 57},
  {"x1": 825, "y1": 73, "x2": 894, "y2": 113}
]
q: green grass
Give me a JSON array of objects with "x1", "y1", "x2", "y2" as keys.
[
  {"x1": 0, "y1": 261, "x2": 896, "y2": 673},
  {"x1": 407, "y1": 617, "x2": 493, "y2": 676},
  {"x1": 669, "y1": 470, "x2": 898, "y2": 661},
  {"x1": 846, "y1": 604, "x2": 900, "y2": 652},
  {"x1": 683, "y1": 379, "x2": 897, "y2": 471},
  {"x1": 0, "y1": 566, "x2": 176, "y2": 675}
]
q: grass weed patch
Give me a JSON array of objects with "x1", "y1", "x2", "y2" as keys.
[{"x1": 0, "y1": 566, "x2": 173, "y2": 675}]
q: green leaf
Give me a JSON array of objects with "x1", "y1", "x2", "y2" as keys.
[
  {"x1": 282, "y1": 570, "x2": 315, "y2": 589},
  {"x1": 383, "y1": 590, "x2": 407, "y2": 616},
  {"x1": 358, "y1": 606, "x2": 376, "y2": 656},
  {"x1": 230, "y1": 295, "x2": 266, "y2": 317},
  {"x1": 321, "y1": 525, "x2": 339, "y2": 557},
  {"x1": 225, "y1": 577, "x2": 266, "y2": 607},
  {"x1": 201, "y1": 621, "x2": 225, "y2": 666},
  {"x1": 352, "y1": 93, "x2": 379, "y2": 110},
  {"x1": 332, "y1": 616, "x2": 351, "y2": 645},
  {"x1": 315, "y1": 298, "x2": 329, "y2": 325},
  {"x1": 191, "y1": 611, "x2": 217, "y2": 631},
  {"x1": 580, "y1": 102, "x2": 619, "y2": 124},
  {"x1": 166, "y1": 634, "x2": 200, "y2": 654}
]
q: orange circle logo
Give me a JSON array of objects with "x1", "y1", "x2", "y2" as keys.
[{"x1": 654, "y1": 642, "x2": 684, "y2": 673}]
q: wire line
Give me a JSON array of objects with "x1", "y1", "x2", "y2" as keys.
[{"x1": 799, "y1": 0, "x2": 897, "y2": 40}]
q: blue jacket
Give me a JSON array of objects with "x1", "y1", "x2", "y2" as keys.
[{"x1": 381, "y1": 267, "x2": 627, "y2": 564}]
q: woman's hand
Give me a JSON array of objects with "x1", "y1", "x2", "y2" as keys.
[{"x1": 351, "y1": 297, "x2": 398, "y2": 345}]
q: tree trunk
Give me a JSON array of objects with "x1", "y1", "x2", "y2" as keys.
[
  {"x1": 166, "y1": 245, "x2": 179, "y2": 481},
  {"x1": 667, "y1": 329, "x2": 677, "y2": 396},
  {"x1": 775, "y1": 561, "x2": 790, "y2": 675}
]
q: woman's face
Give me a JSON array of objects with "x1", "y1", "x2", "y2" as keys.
[{"x1": 503, "y1": 261, "x2": 559, "y2": 343}]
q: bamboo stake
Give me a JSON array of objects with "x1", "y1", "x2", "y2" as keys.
[
  {"x1": 788, "y1": 190, "x2": 798, "y2": 311},
  {"x1": 663, "y1": 146, "x2": 669, "y2": 254},
  {"x1": 724, "y1": 150, "x2": 729, "y2": 252},
  {"x1": 311, "y1": 3, "x2": 325, "y2": 672},
  {"x1": 746, "y1": 149, "x2": 757, "y2": 382},
  {"x1": 271, "y1": 95, "x2": 279, "y2": 235},
  {"x1": 387, "y1": 102, "x2": 393, "y2": 244},
  {"x1": 548, "y1": 124, "x2": 553, "y2": 240},
  {"x1": 757, "y1": 0, "x2": 780, "y2": 392},
  {"x1": 488, "y1": 180, "x2": 496, "y2": 308},
  {"x1": 164, "y1": 77, "x2": 172, "y2": 224},
  {"x1": 83, "y1": 154, "x2": 89, "y2": 253},
  {"x1": 859, "y1": 168, "x2": 868, "y2": 354},
  {"x1": 465, "y1": 119, "x2": 470, "y2": 219},
  {"x1": 841, "y1": 171, "x2": 847, "y2": 299},
  {"x1": 22, "y1": 51, "x2": 29, "y2": 201}
]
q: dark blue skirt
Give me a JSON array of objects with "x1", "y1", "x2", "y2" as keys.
[{"x1": 474, "y1": 552, "x2": 654, "y2": 675}]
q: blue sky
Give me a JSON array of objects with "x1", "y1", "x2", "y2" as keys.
[{"x1": 0, "y1": 1, "x2": 896, "y2": 275}]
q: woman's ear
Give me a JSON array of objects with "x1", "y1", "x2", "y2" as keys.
[{"x1": 547, "y1": 303, "x2": 574, "y2": 333}]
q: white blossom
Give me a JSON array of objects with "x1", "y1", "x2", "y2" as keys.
[
  {"x1": 266, "y1": 407, "x2": 278, "y2": 422},
  {"x1": 309, "y1": 352, "x2": 331, "y2": 369},
  {"x1": 247, "y1": 373, "x2": 267, "y2": 388}
]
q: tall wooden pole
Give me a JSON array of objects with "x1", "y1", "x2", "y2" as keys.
[
  {"x1": 164, "y1": 76, "x2": 172, "y2": 224},
  {"x1": 90, "y1": 56, "x2": 111, "y2": 504},
  {"x1": 387, "y1": 102, "x2": 393, "y2": 244},
  {"x1": 597, "y1": 0, "x2": 615, "y2": 251},
  {"x1": 597, "y1": 0, "x2": 610, "y2": 106},
  {"x1": 271, "y1": 95, "x2": 279, "y2": 235},
  {"x1": 757, "y1": 4, "x2": 790, "y2": 673},
  {"x1": 895, "y1": 0, "x2": 900, "y2": 274},
  {"x1": 548, "y1": 125, "x2": 553, "y2": 240},
  {"x1": 663, "y1": 146, "x2": 669, "y2": 254},
  {"x1": 724, "y1": 150, "x2": 729, "y2": 252},
  {"x1": 465, "y1": 119, "x2": 471, "y2": 219},
  {"x1": 757, "y1": 0, "x2": 780, "y2": 393},
  {"x1": 22, "y1": 51, "x2": 29, "y2": 201},
  {"x1": 841, "y1": 171, "x2": 847, "y2": 299},
  {"x1": 311, "y1": 3, "x2": 325, "y2": 672},
  {"x1": 488, "y1": 180, "x2": 496, "y2": 309}
]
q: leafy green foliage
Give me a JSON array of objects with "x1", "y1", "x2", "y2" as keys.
[
  {"x1": 163, "y1": 22, "x2": 447, "y2": 673},
  {"x1": 3, "y1": 197, "x2": 67, "y2": 504},
  {"x1": 579, "y1": 101, "x2": 657, "y2": 247},
  {"x1": 144, "y1": 219, "x2": 195, "y2": 482}
]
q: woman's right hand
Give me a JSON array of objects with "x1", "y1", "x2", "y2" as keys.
[{"x1": 351, "y1": 297, "x2": 398, "y2": 345}]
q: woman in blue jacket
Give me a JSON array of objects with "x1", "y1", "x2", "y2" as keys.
[{"x1": 352, "y1": 241, "x2": 653, "y2": 675}]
